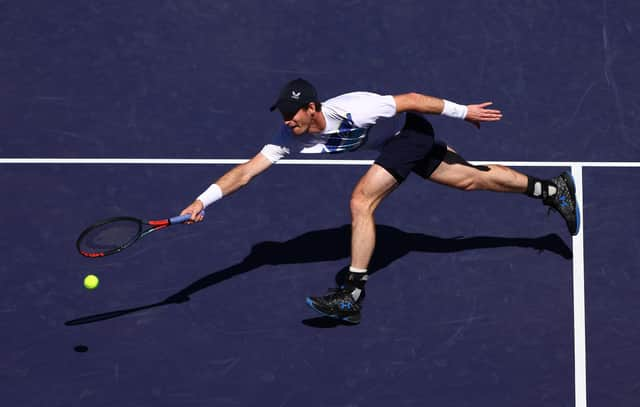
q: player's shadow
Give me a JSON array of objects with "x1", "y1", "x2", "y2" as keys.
[{"x1": 65, "y1": 224, "x2": 572, "y2": 327}]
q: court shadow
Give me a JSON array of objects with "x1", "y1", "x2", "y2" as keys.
[{"x1": 65, "y1": 224, "x2": 571, "y2": 326}]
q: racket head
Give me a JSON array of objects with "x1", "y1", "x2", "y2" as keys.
[{"x1": 76, "y1": 217, "x2": 143, "y2": 257}]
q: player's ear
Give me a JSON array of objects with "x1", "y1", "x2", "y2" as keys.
[{"x1": 307, "y1": 102, "x2": 317, "y2": 112}]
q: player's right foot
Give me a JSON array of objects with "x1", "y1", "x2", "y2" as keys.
[
  {"x1": 543, "y1": 171, "x2": 580, "y2": 235},
  {"x1": 305, "y1": 287, "x2": 362, "y2": 324}
]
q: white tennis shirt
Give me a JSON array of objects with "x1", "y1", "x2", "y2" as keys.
[{"x1": 260, "y1": 92, "x2": 402, "y2": 163}]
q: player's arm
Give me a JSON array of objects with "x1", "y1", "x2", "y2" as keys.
[
  {"x1": 393, "y1": 92, "x2": 502, "y2": 128},
  {"x1": 181, "y1": 152, "x2": 274, "y2": 222},
  {"x1": 213, "y1": 152, "x2": 273, "y2": 196}
]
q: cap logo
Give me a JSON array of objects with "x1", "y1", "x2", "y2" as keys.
[{"x1": 291, "y1": 91, "x2": 301, "y2": 100}]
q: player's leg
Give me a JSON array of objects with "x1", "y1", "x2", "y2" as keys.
[
  {"x1": 349, "y1": 164, "x2": 399, "y2": 269},
  {"x1": 428, "y1": 147, "x2": 528, "y2": 193},
  {"x1": 306, "y1": 114, "x2": 441, "y2": 324},
  {"x1": 425, "y1": 147, "x2": 579, "y2": 234},
  {"x1": 306, "y1": 164, "x2": 398, "y2": 324}
]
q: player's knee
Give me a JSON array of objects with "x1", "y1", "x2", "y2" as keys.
[
  {"x1": 350, "y1": 191, "x2": 373, "y2": 217},
  {"x1": 459, "y1": 178, "x2": 476, "y2": 191},
  {"x1": 458, "y1": 173, "x2": 484, "y2": 191}
]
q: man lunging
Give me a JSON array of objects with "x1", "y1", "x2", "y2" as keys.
[{"x1": 181, "y1": 78, "x2": 579, "y2": 324}]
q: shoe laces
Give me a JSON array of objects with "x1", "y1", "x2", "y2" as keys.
[
  {"x1": 325, "y1": 287, "x2": 355, "y2": 301},
  {"x1": 327, "y1": 286, "x2": 350, "y2": 294}
]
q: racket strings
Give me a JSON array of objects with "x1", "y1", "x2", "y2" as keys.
[{"x1": 77, "y1": 219, "x2": 142, "y2": 255}]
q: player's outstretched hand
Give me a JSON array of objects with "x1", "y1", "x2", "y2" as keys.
[
  {"x1": 180, "y1": 200, "x2": 205, "y2": 223},
  {"x1": 465, "y1": 102, "x2": 502, "y2": 128}
]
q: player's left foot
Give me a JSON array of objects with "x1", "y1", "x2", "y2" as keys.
[
  {"x1": 306, "y1": 287, "x2": 362, "y2": 324},
  {"x1": 543, "y1": 171, "x2": 580, "y2": 235}
]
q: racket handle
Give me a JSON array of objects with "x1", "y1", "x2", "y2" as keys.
[{"x1": 169, "y1": 211, "x2": 205, "y2": 224}]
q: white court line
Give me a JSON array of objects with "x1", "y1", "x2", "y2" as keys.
[
  {"x1": 1, "y1": 157, "x2": 640, "y2": 167},
  {"x1": 571, "y1": 166, "x2": 587, "y2": 407}
]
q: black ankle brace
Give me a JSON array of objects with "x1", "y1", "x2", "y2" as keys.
[
  {"x1": 345, "y1": 272, "x2": 368, "y2": 291},
  {"x1": 526, "y1": 176, "x2": 555, "y2": 199}
]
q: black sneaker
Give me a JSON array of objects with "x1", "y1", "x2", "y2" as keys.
[
  {"x1": 543, "y1": 171, "x2": 580, "y2": 235},
  {"x1": 305, "y1": 287, "x2": 362, "y2": 324}
]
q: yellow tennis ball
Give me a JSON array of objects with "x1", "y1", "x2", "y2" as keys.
[{"x1": 84, "y1": 274, "x2": 99, "y2": 290}]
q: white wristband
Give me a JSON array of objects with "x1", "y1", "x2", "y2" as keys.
[
  {"x1": 196, "y1": 184, "x2": 223, "y2": 208},
  {"x1": 441, "y1": 99, "x2": 468, "y2": 119}
]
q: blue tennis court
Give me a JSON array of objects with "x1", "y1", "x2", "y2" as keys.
[{"x1": 2, "y1": 2, "x2": 639, "y2": 406}]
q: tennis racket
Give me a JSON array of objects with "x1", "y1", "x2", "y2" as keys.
[{"x1": 76, "y1": 213, "x2": 201, "y2": 258}]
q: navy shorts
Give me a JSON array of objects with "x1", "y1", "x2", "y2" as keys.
[{"x1": 374, "y1": 113, "x2": 447, "y2": 183}]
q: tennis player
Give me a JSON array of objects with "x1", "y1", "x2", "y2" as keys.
[{"x1": 180, "y1": 78, "x2": 579, "y2": 324}]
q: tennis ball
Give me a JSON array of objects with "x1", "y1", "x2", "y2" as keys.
[{"x1": 84, "y1": 274, "x2": 99, "y2": 290}]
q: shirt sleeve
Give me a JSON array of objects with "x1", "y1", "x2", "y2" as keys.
[
  {"x1": 328, "y1": 92, "x2": 397, "y2": 128},
  {"x1": 260, "y1": 124, "x2": 295, "y2": 163},
  {"x1": 371, "y1": 94, "x2": 397, "y2": 119},
  {"x1": 260, "y1": 143, "x2": 290, "y2": 163}
]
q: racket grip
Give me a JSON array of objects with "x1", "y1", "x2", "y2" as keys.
[
  {"x1": 169, "y1": 214, "x2": 191, "y2": 224},
  {"x1": 169, "y1": 211, "x2": 205, "y2": 224}
]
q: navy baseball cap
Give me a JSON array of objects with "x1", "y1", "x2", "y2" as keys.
[{"x1": 269, "y1": 78, "x2": 319, "y2": 118}]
